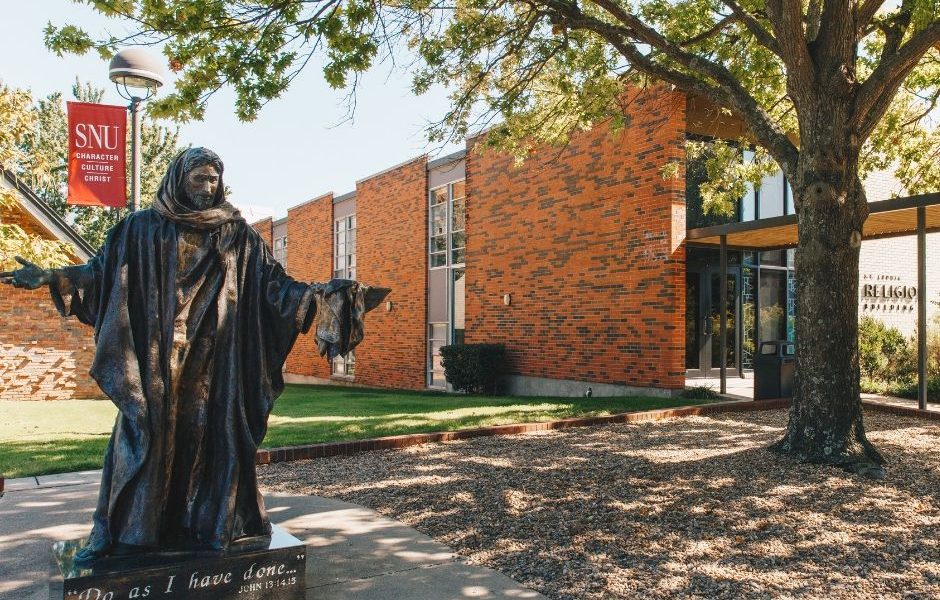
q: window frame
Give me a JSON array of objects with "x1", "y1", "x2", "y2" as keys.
[
  {"x1": 332, "y1": 213, "x2": 357, "y2": 376},
  {"x1": 273, "y1": 235, "x2": 287, "y2": 266},
  {"x1": 427, "y1": 179, "x2": 466, "y2": 389},
  {"x1": 333, "y1": 215, "x2": 357, "y2": 280},
  {"x1": 428, "y1": 181, "x2": 466, "y2": 270},
  {"x1": 331, "y1": 350, "x2": 355, "y2": 377}
]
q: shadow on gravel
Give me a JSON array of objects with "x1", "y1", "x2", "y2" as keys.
[{"x1": 259, "y1": 409, "x2": 940, "y2": 600}]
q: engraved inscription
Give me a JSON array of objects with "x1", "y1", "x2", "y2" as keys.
[{"x1": 57, "y1": 541, "x2": 306, "y2": 600}]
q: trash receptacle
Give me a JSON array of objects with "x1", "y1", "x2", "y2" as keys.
[{"x1": 754, "y1": 340, "x2": 795, "y2": 400}]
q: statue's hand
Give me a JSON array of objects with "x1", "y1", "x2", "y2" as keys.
[
  {"x1": 363, "y1": 286, "x2": 391, "y2": 312},
  {"x1": 0, "y1": 256, "x2": 53, "y2": 290}
]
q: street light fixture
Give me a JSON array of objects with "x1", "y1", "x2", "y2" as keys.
[{"x1": 109, "y1": 48, "x2": 164, "y2": 212}]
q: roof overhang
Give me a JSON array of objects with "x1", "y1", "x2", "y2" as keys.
[
  {"x1": 686, "y1": 192, "x2": 940, "y2": 251},
  {"x1": 1, "y1": 170, "x2": 95, "y2": 261}
]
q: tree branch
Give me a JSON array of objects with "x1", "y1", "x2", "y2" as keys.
[
  {"x1": 681, "y1": 14, "x2": 736, "y2": 47},
  {"x1": 816, "y1": 0, "x2": 860, "y2": 72},
  {"x1": 855, "y1": 0, "x2": 885, "y2": 35},
  {"x1": 543, "y1": 0, "x2": 799, "y2": 172},
  {"x1": 765, "y1": 0, "x2": 816, "y2": 95},
  {"x1": 584, "y1": 0, "x2": 787, "y2": 118},
  {"x1": 855, "y1": 21, "x2": 940, "y2": 140},
  {"x1": 900, "y1": 85, "x2": 940, "y2": 127},
  {"x1": 875, "y1": 0, "x2": 913, "y2": 65},
  {"x1": 805, "y1": 0, "x2": 823, "y2": 42},
  {"x1": 720, "y1": 0, "x2": 783, "y2": 57}
]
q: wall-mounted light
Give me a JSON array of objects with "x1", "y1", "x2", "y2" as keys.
[
  {"x1": 503, "y1": 293, "x2": 511, "y2": 306},
  {"x1": 386, "y1": 300, "x2": 393, "y2": 312}
]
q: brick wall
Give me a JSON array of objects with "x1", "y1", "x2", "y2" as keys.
[
  {"x1": 355, "y1": 157, "x2": 428, "y2": 390},
  {"x1": 464, "y1": 87, "x2": 688, "y2": 391},
  {"x1": 284, "y1": 195, "x2": 334, "y2": 378},
  {"x1": 0, "y1": 204, "x2": 100, "y2": 400},
  {"x1": 251, "y1": 217, "x2": 273, "y2": 248}
]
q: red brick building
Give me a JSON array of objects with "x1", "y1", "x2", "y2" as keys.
[
  {"x1": 0, "y1": 170, "x2": 98, "y2": 400},
  {"x1": 257, "y1": 84, "x2": 938, "y2": 398},
  {"x1": 258, "y1": 86, "x2": 693, "y2": 396}
]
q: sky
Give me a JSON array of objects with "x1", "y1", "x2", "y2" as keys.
[{"x1": 2, "y1": 2, "x2": 464, "y2": 220}]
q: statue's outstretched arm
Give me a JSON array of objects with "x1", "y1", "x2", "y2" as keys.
[
  {"x1": 49, "y1": 257, "x2": 104, "y2": 326},
  {"x1": 0, "y1": 256, "x2": 53, "y2": 289},
  {"x1": 0, "y1": 254, "x2": 103, "y2": 326}
]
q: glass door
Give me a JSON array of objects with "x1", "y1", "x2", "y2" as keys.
[
  {"x1": 685, "y1": 272, "x2": 702, "y2": 370},
  {"x1": 709, "y1": 271, "x2": 739, "y2": 373},
  {"x1": 686, "y1": 265, "x2": 741, "y2": 377}
]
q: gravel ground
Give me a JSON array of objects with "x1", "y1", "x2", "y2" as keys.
[{"x1": 259, "y1": 409, "x2": 940, "y2": 599}]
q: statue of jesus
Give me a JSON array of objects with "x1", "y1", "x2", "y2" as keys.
[{"x1": 0, "y1": 147, "x2": 388, "y2": 564}]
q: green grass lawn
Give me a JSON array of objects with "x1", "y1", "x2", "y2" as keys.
[{"x1": 1, "y1": 384, "x2": 713, "y2": 478}]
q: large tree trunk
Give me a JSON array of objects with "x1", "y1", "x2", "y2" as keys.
[{"x1": 769, "y1": 122, "x2": 885, "y2": 478}]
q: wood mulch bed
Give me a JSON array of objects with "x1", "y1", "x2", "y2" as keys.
[{"x1": 259, "y1": 409, "x2": 940, "y2": 599}]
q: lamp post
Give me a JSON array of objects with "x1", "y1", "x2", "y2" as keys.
[{"x1": 108, "y1": 48, "x2": 164, "y2": 212}]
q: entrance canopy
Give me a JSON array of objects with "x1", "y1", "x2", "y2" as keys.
[
  {"x1": 684, "y1": 191, "x2": 939, "y2": 408},
  {"x1": 686, "y1": 192, "x2": 940, "y2": 251}
]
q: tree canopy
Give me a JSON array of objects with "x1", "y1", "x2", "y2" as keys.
[
  {"x1": 46, "y1": 0, "x2": 939, "y2": 200},
  {"x1": 0, "y1": 83, "x2": 71, "y2": 270}
]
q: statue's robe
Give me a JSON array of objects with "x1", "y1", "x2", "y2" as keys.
[{"x1": 49, "y1": 208, "x2": 318, "y2": 553}]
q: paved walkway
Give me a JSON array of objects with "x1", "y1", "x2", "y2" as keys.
[
  {"x1": 686, "y1": 372, "x2": 755, "y2": 400},
  {"x1": 686, "y1": 372, "x2": 939, "y2": 413},
  {"x1": 861, "y1": 392, "x2": 940, "y2": 413},
  {"x1": 0, "y1": 471, "x2": 545, "y2": 600}
]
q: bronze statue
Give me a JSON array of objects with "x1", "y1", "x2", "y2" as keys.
[{"x1": 0, "y1": 148, "x2": 388, "y2": 565}]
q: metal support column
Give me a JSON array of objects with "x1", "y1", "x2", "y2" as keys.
[
  {"x1": 720, "y1": 235, "x2": 728, "y2": 395},
  {"x1": 129, "y1": 97, "x2": 142, "y2": 212},
  {"x1": 754, "y1": 252, "x2": 761, "y2": 385},
  {"x1": 917, "y1": 205, "x2": 927, "y2": 409},
  {"x1": 738, "y1": 255, "x2": 745, "y2": 378}
]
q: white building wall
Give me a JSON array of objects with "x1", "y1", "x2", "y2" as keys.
[
  {"x1": 858, "y1": 235, "x2": 940, "y2": 335},
  {"x1": 857, "y1": 168, "x2": 938, "y2": 335}
]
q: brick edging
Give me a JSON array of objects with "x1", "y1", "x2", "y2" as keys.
[
  {"x1": 862, "y1": 399, "x2": 940, "y2": 420},
  {"x1": 255, "y1": 398, "x2": 792, "y2": 466}
]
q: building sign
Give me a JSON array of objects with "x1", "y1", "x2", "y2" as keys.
[
  {"x1": 860, "y1": 274, "x2": 917, "y2": 313},
  {"x1": 67, "y1": 102, "x2": 127, "y2": 208}
]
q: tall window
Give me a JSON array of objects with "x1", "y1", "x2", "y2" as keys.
[
  {"x1": 333, "y1": 215, "x2": 356, "y2": 376},
  {"x1": 332, "y1": 351, "x2": 355, "y2": 377},
  {"x1": 741, "y1": 159, "x2": 792, "y2": 221},
  {"x1": 273, "y1": 236, "x2": 287, "y2": 266},
  {"x1": 428, "y1": 181, "x2": 466, "y2": 387},
  {"x1": 451, "y1": 181, "x2": 466, "y2": 265},
  {"x1": 686, "y1": 143, "x2": 741, "y2": 228},
  {"x1": 429, "y1": 181, "x2": 466, "y2": 268},
  {"x1": 334, "y1": 215, "x2": 356, "y2": 279}
]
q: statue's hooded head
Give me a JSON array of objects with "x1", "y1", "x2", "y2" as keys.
[
  {"x1": 154, "y1": 147, "x2": 240, "y2": 229},
  {"x1": 178, "y1": 147, "x2": 225, "y2": 210}
]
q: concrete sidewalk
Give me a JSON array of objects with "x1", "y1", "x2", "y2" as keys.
[{"x1": 0, "y1": 472, "x2": 545, "y2": 600}]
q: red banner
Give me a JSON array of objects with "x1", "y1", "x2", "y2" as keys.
[{"x1": 67, "y1": 101, "x2": 127, "y2": 208}]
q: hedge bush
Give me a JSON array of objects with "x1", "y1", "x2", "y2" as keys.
[
  {"x1": 858, "y1": 316, "x2": 916, "y2": 382},
  {"x1": 439, "y1": 343, "x2": 506, "y2": 395},
  {"x1": 859, "y1": 315, "x2": 940, "y2": 401}
]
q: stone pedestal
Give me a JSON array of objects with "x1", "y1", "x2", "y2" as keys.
[{"x1": 49, "y1": 526, "x2": 306, "y2": 600}]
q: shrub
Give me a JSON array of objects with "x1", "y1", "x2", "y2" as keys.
[
  {"x1": 858, "y1": 316, "x2": 916, "y2": 382},
  {"x1": 858, "y1": 315, "x2": 940, "y2": 401},
  {"x1": 682, "y1": 384, "x2": 721, "y2": 400},
  {"x1": 439, "y1": 343, "x2": 506, "y2": 395}
]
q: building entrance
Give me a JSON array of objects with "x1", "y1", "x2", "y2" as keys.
[{"x1": 686, "y1": 251, "x2": 741, "y2": 377}]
